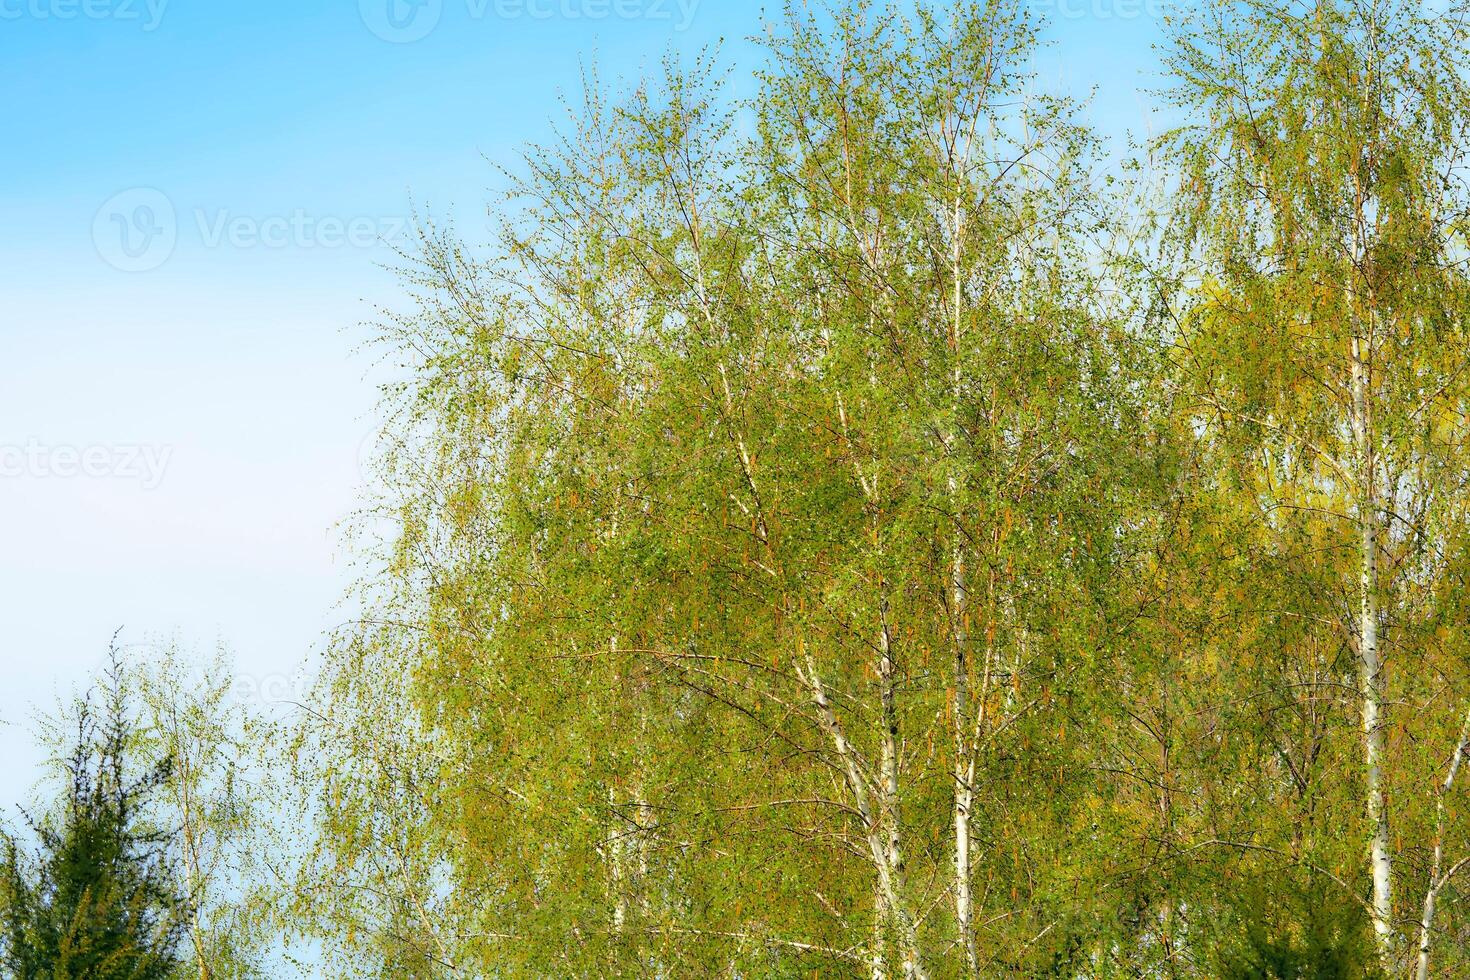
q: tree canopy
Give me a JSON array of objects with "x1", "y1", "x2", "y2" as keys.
[{"x1": 14, "y1": 1, "x2": 1470, "y2": 977}]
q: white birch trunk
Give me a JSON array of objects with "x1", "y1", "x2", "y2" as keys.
[
  {"x1": 609, "y1": 784, "x2": 627, "y2": 932},
  {"x1": 1351, "y1": 321, "x2": 1394, "y2": 964},
  {"x1": 1414, "y1": 704, "x2": 1470, "y2": 980},
  {"x1": 607, "y1": 633, "x2": 631, "y2": 934},
  {"x1": 177, "y1": 753, "x2": 212, "y2": 980},
  {"x1": 799, "y1": 654, "x2": 931, "y2": 980},
  {"x1": 871, "y1": 882, "x2": 889, "y2": 980},
  {"x1": 952, "y1": 560, "x2": 975, "y2": 975},
  {"x1": 948, "y1": 169, "x2": 978, "y2": 979},
  {"x1": 879, "y1": 598, "x2": 903, "y2": 895}
]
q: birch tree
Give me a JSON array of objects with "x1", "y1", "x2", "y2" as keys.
[
  {"x1": 305, "y1": 2, "x2": 1156, "y2": 975},
  {"x1": 1161, "y1": 0, "x2": 1470, "y2": 971},
  {"x1": 136, "y1": 644, "x2": 263, "y2": 980}
]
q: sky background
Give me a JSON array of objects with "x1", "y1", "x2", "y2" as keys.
[{"x1": 0, "y1": 0, "x2": 1170, "y2": 809}]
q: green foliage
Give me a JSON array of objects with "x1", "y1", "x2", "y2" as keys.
[
  {"x1": 13, "y1": 2, "x2": 1470, "y2": 978},
  {"x1": 282, "y1": 2, "x2": 1167, "y2": 975},
  {"x1": 135, "y1": 644, "x2": 267, "y2": 980},
  {"x1": 0, "y1": 644, "x2": 187, "y2": 980},
  {"x1": 1210, "y1": 882, "x2": 1385, "y2": 980},
  {"x1": 267, "y1": 0, "x2": 1470, "y2": 975}
]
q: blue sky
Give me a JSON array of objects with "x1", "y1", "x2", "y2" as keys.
[{"x1": 0, "y1": 0, "x2": 1170, "y2": 807}]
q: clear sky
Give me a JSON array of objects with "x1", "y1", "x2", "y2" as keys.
[{"x1": 0, "y1": 0, "x2": 1169, "y2": 807}]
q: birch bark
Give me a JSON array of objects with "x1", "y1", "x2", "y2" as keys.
[
  {"x1": 798, "y1": 655, "x2": 931, "y2": 980},
  {"x1": 1414, "y1": 704, "x2": 1470, "y2": 980},
  {"x1": 1350, "y1": 295, "x2": 1393, "y2": 963},
  {"x1": 949, "y1": 193, "x2": 976, "y2": 975}
]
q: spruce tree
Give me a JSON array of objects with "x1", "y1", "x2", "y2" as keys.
[{"x1": 0, "y1": 643, "x2": 187, "y2": 980}]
